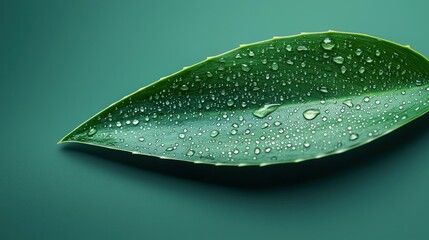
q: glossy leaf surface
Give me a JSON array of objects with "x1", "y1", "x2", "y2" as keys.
[{"x1": 60, "y1": 31, "x2": 429, "y2": 166}]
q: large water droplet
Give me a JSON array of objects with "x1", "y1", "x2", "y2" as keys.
[
  {"x1": 297, "y1": 46, "x2": 308, "y2": 51},
  {"x1": 349, "y1": 133, "x2": 359, "y2": 141},
  {"x1": 355, "y1": 48, "x2": 362, "y2": 56},
  {"x1": 271, "y1": 62, "x2": 279, "y2": 71},
  {"x1": 180, "y1": 85, "x2": 189, "y2": 91},
  {"x1": 227, "y1": 99, "x2": 235, "y2": 106},
  {"x1": 333, "y1": 56, "x2": 344, "y2": 64},
  {"x1": 241, "y1": 64, "x2": 251, "y2": 72},
  {"x1": 186, "y1": 150, "x2": 195, "y2": 156},
  {"x1": 303, "y1": 109, "x2": 320, "y2": 120},
  {"x1": 321, "y1": 37, "x2": 335, "y2": 50},
  {"x1": 253, "y1": 103, "x2": 281, "y2": 118},
  {"x1": 211, "y1": 130, "x2": 219, "y2": 137},
  {"x1": 343, "y1": 99, "x2": 354, "y2": 108},
  {"x1": 87, "y1": 128, "x2": 97, "y2": 136}
]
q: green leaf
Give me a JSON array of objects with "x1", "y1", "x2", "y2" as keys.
[{"x1": 59, "y1": 31, "x2": 429, "y2": 166}]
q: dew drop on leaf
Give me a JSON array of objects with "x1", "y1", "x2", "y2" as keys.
[
  {"x1": 303, "y1": 109, "x2": 321, "y2": 120},
  {"x1": 253, "y1": 103, "x2": 281, "y2": 118},
  {"x1": 321, "y1": 37, "x2": 335, "y2": 50}
]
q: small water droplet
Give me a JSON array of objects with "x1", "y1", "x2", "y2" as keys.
[
  {"x1": 359, "y1": 67, "x2": 365, "y2": 73},
  {"x1": 87, "y1": 128, "x2": 97, "y2": 136},
  {"x1": 178, "y1": 133, "x2": 185, "y2": 139},
  {"x1": 138, "y1": 137, "x2": 145, "y2": 142},
  {"x1": 343, "y1": 99, "x2": 354, "y2": 108},
  {"x1": 375, "y1": 49, "x2": 381, "y2": 56},
  {"x1": 241, "y1": 64, "x2": 251, "y2": 72},
  {"x1": 132, "y1": 119, "x2": 139, "y2": 125},
  {"x1": 364, "y1": 97, "x2": 370, "y2": 102},
  {"x1": 274, "y1": 121, "x2": 282, "y2": 126},
  {"x1": 271, "y1": 62, "x2": 279, "y2": 71},
  {"x1": 303, "y1": 109, "x2": 320, "y2": 120},
  {"x1": 286, "y1": 45, "x2": 292, "y2": 51},
  {"x1": 253, "y1": 103, "x2": 281, "y2": 118},
  {"x1": 366, "y1": 57, "x2": 373, "y2": 63},
  {"x1": 206, "y1": 71, "x2": 213, "y2": 77},
  {"x1": 248, "y1": 50, "x2": 255, "y2": 57},
  {"x1": 355, "y1": 48, "x2": 362, "y2": 56},
  {"x1": 416, "y1": 80, "x2": 422, "y2": 86},
  {"x1": 321, "y1": 37, "x2": 335, "y2": 50},
  {"x1": 180, "y1": 85, "x2": 189, "y2": 91},
  {"x1": 261, "y1": 122, "x2": 269, "y2": 129},
  {"x1": 166, "y1": 147, "x2": 174, "y2": 152},
  {"x1": 264, "y1": 147, "x2": 272, "y2": 153},
  {"x1": 254, "y1": 147, "x2": 261, "y2": 155},
  {"x1": 227, "y1": 99, "x2": 235, "y2": 106},
  {"x1": 116, "y1": 121, "x2": 122, "y2": 127},
  {"x1": 210, "y1": 130, "x2": 219, "y2": 137},
  {"x1": 319, "y1": 86, "x2": 328, "y2": 93},
  {"x1": 230, "y1": 129, "x2": 238, "y2": 135},
  {"x1": 303, "y1": 141, "x2": 310, "y2": 148},
  {"x1": 186, "y1": 150, "x2": 195, "y2": 156},
  {"x1": 333, "y1": 56, "x2": 344, "y2": 64},
  {"x1": 262, "y1": 59, "x2": 267, "y2": 64},
  {"x1": 341, "y1": 66, "x2": 347, "y2": 74},
  {"x1": 297, "y1": 46, "x2": 307, "y2": 51},
  {"x1": 287, "y1": 60, "x2": 294, "y2": 65},
  {"x1": 349, "y1": 133, "x2": 359, "y2": 141}
]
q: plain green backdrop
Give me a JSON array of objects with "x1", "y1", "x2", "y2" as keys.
[{"x1": 1, "y1": 0, "x2": 429, "y2": 239}]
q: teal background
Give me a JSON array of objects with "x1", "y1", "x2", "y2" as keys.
[{"x1": 1, "y1": 0, "x2": 429, "y2": 239}]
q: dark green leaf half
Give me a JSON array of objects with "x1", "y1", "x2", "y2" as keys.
[{"x1": 60, "y1": 31, "x2": 429, "y2": 166}]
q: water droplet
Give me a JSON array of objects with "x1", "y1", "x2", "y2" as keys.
[
  {"x1": 210, "y1": 130, "x2": 219, "y2": 137},
  {"x1": 341, "y1": 66, "x2": 347, "y2": 73},
  {"x1": 286, "y1": 45, "x2": 292, "y2": 51},
  {"x1": 303, "y1": 141, "x2": 310, "y2": 148},
  {"x1": 166, "y1": 147, "x2": 174, "y2": 152},
  {"x1": 116, "y1": 121, "x2": 122, "y2": 127},
  {"x1": 261, "y1": 122, "x2": 269, "y2": 129},
  {"x1": 248, "y1": 50, "x2": 255, "y2": 57},
  {"x1": 274, "y1": 121, "x2": 282, "y2": 126},
  {"x1": 321, "y1": 37, "x2": 335, "y2": 50},
  {"x1": 359, "y1": 67, "x2": 365, "y2": 73},
  {"x1": 271, "y1": 62, "x2": 279, "y2": 71},
  {"x1": 254, "y1": 147, "x2": 261, "y2": 155},
  {"x1": 426, "y1": 87, "x2": 429, "y2": 91},
  {"x1": 355, "y1": 48, "x2": 362, "y2": 56},
  {"x1": 287, "y1": 60, "x2": 294, "y2": 65},
  {"x1": 343, "y1": 99, "x2": 354, "y2": 108},
  {"x1": 241, "y1": 64, "x2": 251, "y2": 72},
  {"x1": 262, "y1": 59, "x2": 267, "y2": 64},
  {"x1": 178, "y1": 133, "x2": 185, "y2": 139},
  {"x1": 319, "y1": 86, "x2": 328, "y2": 93},
  {"x1": 230, "y1": 129, "x2": 238, "y2": 135},
  {"x1": 253, "y1": 103, "x2": 281, "y2": 118},
  {"x1": 401, "y1": 91, "x2": 406, "y2": 95},
  {"x1": 186, "y1": 150, "x2": 195, "y2": 156},
  {"x1": 303, "y1": 109, "x2": 320, "y2": 120},
  {"x1": 333, "y1": 56, "x2": 344, "y2": 64},
  {"x1": 206, "y1": 71, "x2": 213, "y2": 77},
  {"x1": 364, "y1": 97, "x2": 370, "y2": 102},
  {"x1": 264, "y1": 147, "x2": 272, "y2": 153},
  {"x1": 366, "y1": 57, "x2": 373, "y2": 63},
  {"x1": 297, "y1": 46, "x2": 307, "y2": 51},
  {"x1": 375, "y1": 49, "x2": 381, "y2": 56},
  {"x1": 416, "y1": 80, "x2": 422, "y2": 86},
  {"x1": 180, "y1": 85, "x2": 189, "y2": 91},
  {"x1": 87, "y1": 128, "x2": 97, "y2": 136},
  {"x1": 138, "y1": 137, "x2": 145, "y2": 142},
  {"x1": 132, "y1": 119, "x2": 139, "y2": 125},
  {"x1": 349, "y1": 133, "x2": 359, "y2": 141},
  {"x1": 227, "y1": 99, "x2": 235, "y2": 106}
]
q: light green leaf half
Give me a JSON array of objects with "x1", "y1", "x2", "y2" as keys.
[{"x1": 60, "y1": 31, "x2": 429, "y2": 166}]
